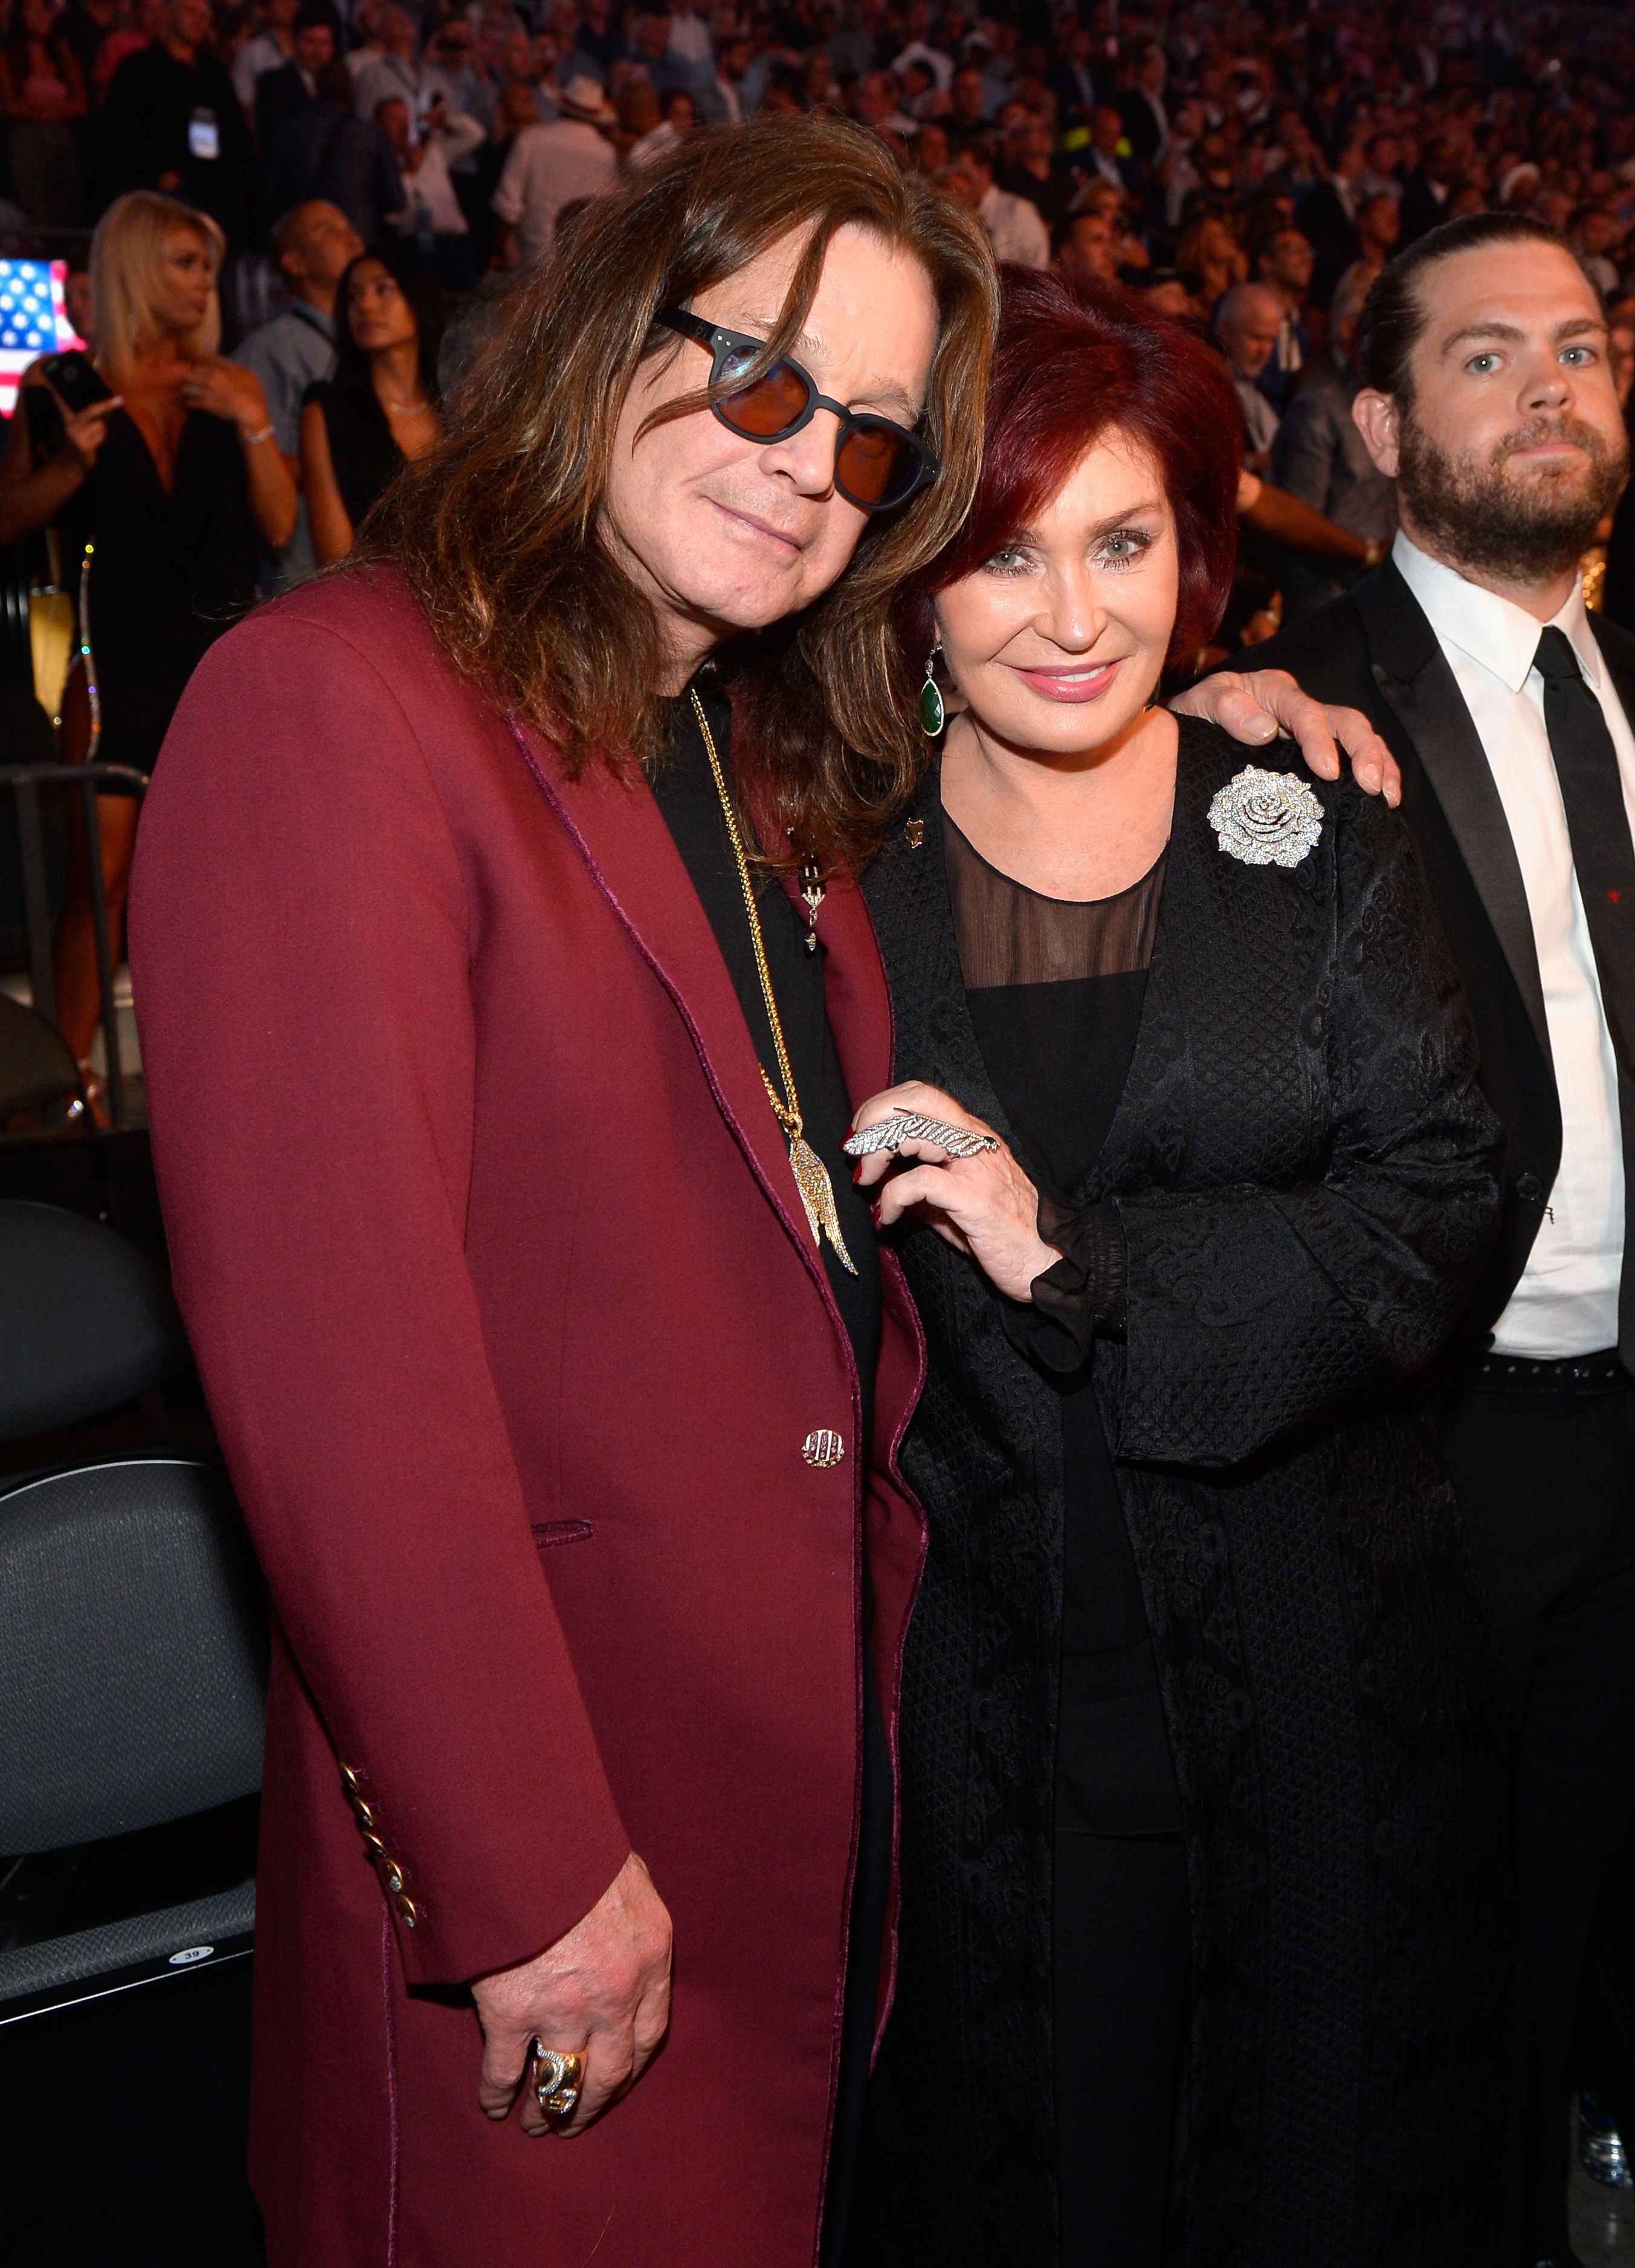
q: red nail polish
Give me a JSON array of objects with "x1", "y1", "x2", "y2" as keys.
[{"x1": 871, "y1": 1202, "x2": 882, "y2": 1226}]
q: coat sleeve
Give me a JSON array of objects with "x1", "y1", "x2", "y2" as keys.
[
  {"x1": 129, "y1": 604, "x2": 632, "y2": 1987},
  {"x1": 1108, "y1": 783, "x2": 1501, "y2": 1467}
]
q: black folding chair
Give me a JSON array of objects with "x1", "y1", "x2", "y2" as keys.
[
  {"x1": 0, "y1": 1456, "x2": 266, "y2": 2022},
  {"x1": 0, "y1": 1197, "x2": 183, "y2": 1447},
  {"x1": 0, "y1": 1456, "x2": 268, "y2": 2263},
  {"x1": 0, "y1": 760, "x2": 149, "y2": 1130},
  {"x1": 0, "y1": 990, "x2": 83, "y2": 1126}
]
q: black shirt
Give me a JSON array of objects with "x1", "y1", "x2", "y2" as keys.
[
  {"x1": 306, "y1": 378, "x2": 406, "y2": 540},
  {"x1": 103, "y1": 39, "x2": 254, "y2": 236},
  {"x1": 650, "y1": 682, "x2": 881, "y2": 1422},
  {"x1": 650, "y1": 684, "x2": 887, "y2": 2263}
]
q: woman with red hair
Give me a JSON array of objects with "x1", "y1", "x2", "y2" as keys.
[{"x1": 843, "y1": 273, "x2": 1517, "y2": 2265}]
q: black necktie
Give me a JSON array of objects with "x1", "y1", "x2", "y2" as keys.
[{"x1": 1533, "y1": 624, "x2": 1635, "y2": 1359}]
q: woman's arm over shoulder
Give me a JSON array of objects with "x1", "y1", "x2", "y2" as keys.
[
  {"x1": 1112, "y1": 767, "x2": 1501, "y2": 1467},
  {"x1": 130, "y1": 606, "x2": 631, "y2": 1988}
]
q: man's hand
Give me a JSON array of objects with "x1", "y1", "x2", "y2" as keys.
[
  {"x1": 472, "y1": 1851, "x2": 672, "y2": 2139},
  {"x1": 1169, "y1": 667, "x2": 1402, "y2": 807}
]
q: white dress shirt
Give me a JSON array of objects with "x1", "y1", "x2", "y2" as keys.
[
  {"x1": 395, "y1": 109, "x2": 483, "y2": 236},
  {"x1": 890, "y1": 38, "x2": 954, "y2": 93},
  {"x1": 352, "y1": 50, "x2": 422, "y2": 122},
  {"x1": 491, "y1": 117, "x2": 618, "y2": 267},
  {"x1": 1395, "y1": 531, "x2": 1635, "y2": 1357},
  {"x1": 976, "y1": 183, "x2": 1049, "y2": 268},
  {"x1": 666, "y1": 5, "x2": 713, "y2": 66}
]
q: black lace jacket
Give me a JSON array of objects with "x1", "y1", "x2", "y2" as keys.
[{"x1": 849, "y1": 720, "x2": 1518, "y2": 2268}]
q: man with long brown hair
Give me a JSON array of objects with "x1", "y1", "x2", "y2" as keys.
[{"x1": 129, "y1": 118, "x2": 1393, "y2": 2267}]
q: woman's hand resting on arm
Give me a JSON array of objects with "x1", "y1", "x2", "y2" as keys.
[
  {"x1": 181, "y1": 356, "x2": 299, "y2": 551},
  {"x1": 851, "y1": 1080, "x2": 1058, "y2": 1302}
]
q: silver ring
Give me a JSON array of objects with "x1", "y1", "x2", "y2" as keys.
[{"x1": 843, "y1": 1111, "x2": 999, "y2": 1160}]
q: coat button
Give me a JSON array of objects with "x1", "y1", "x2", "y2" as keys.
[
  {"x1": 340, "y1": 1763, "x2": 364, "y2": 1796},
  {"x1": 802, "y1": 1429, "x2": 845, "y2": 1468},
  {"x1": 395, "y1": 1893, "x2": 419, "y2": 1928},
  {"x1": 1517, "y1": 1171, "x2": 1543, "y2": 1201}
]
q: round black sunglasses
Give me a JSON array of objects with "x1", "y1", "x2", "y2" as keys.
[{"x1": 656, "y1": 306, "x2": 938, "y2": 514}]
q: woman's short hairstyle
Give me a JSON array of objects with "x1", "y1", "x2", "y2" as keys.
[
  {"x1": 367, "y1": 115, "x2": 998, "y2": 870},
  {"x1": 90, "y1": 191, "x2": 224, "y2": 373},
  {"x1": 334, "y1": 237, "x2": 446, "y2": 405},
  {"x1": 901, "y1": 266, "x2": 1240, "y2": 670}
]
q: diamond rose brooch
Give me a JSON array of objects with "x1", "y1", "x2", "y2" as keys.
[{"x1": 1208, "y1": 766, "x2": 1324, "y2": 868}]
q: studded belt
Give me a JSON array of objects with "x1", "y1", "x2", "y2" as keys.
[{"x1": 1472, "y1": 1348, "x2": 1629, "y2": 1400}]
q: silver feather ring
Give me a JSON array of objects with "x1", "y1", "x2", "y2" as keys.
[{"x1": 843, "y1": 1113, "x2": 999, "y2": 1159}]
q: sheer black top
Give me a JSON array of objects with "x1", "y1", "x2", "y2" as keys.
[
  {"x1": 945, "y1": 810, "x2": 1181, "y2": 1837},
  {"x1": 651, "y1": 685, "x2": 887, "y2": 2263}
]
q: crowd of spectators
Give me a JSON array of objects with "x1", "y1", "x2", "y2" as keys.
[
  {"x1": 1, "y1": 0, "x2": 1635, "y2": 648},
  {"x1": 0, "y1": 0, "x2": 1621, "y2": 294}
]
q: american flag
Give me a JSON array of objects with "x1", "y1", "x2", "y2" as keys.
[{"x1": 0, "y1": 260, "x2": 83, "y2": 417}]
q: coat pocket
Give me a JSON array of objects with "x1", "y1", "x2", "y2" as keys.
[{"x1": 530, "y1": 1519, "x2": 593, "y2": 1549}]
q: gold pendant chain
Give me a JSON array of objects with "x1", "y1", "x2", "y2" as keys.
[{"x1": 689, "y1": 688, "x2": 857, "y2": 1275}]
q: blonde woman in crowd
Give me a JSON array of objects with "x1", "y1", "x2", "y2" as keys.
[{"x1": 0, "y1": 190, "x2": 294, "y2": 1090}]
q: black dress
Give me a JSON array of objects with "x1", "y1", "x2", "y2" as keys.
[
  {"x1": 946, "y1": 813, "x2": 1187, "y2": 2265},
  {"x1": 53, "y1": 403, "x2": 258, "y2": 775},
  {"x1": 305, "y1": 378, "x2": 404, "y2": 536},
  {"x1": 848, "y1": 720, "x2": 1518, "y2": 2268},
  {"x1": 650, "y1": 683, "x2": 889, "y2": 2268}
]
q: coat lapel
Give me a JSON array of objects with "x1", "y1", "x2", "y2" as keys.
[
  {"x1": 1591, "y1": 613, "x2": 1635, "y2": 751},
  {"x1": 1353, "y1": 561, "x2": 1553, "y2": 1071},
  {"x1": 508, "y1": 720, "x2": 828, "y2": 1276}
]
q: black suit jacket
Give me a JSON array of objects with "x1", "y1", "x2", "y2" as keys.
[
  {"x1": 1249, "y1": 558, "x2": 1635, "y2": 1349},
  {"x1": 1295, "y1": 176, "x2": 1361, "y2": 303},
  {"x1": 254, "y1": 59, "x2": 314, "y2": 150},
  {"x1": 105, "y1": 40, "x2": 255, "y2": 237},
  {"x1": 1045, "y1": 54, "x2": 1095, "y2": 124},
  {"x1": 1117, "y1": 85, "x2": 1165, "y2": 165},
  {"x1": 1398, "y1": 169, "x2": 1451, "y2": 245},
  {"x1": 261, "y1": 100, "x2": 405, "y2": 243}
]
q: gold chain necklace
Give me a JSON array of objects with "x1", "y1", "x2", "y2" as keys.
[{"x1": 689, "y1": 688, "x2": 857, "y2": 1276}]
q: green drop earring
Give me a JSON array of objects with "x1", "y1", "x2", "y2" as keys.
[{"x1": 919, "y1": 642, "x2": 946, "y2": 737}]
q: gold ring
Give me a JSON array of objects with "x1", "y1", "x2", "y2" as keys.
[{"x1": 530, "y1": 2043, "x2": 584, "y2": 2119}]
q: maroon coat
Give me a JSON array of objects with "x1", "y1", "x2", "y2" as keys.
[{"x1": 128, "y1": 566, "x2": 927, "y2": 2267}]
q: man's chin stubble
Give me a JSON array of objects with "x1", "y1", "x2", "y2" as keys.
[{"x1": 1399, "y1": 422, "x2": 1628, "y2": 587}]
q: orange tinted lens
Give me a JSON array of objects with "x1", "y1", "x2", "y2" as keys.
[
  {"x1": 718, "y1": 358, "x2": 811, "y2": 438},
  {"x1": 837, "y1": 419, "x2": 915, "y2": 505}
]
